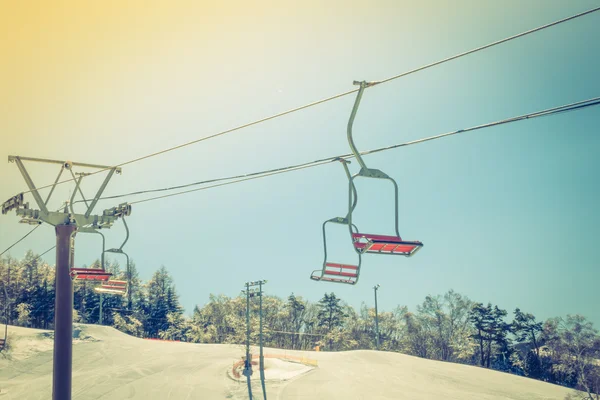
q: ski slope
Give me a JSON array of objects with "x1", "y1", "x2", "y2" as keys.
[{"x1": 0, "y1": 324, "x2": 577, "y2": 399}]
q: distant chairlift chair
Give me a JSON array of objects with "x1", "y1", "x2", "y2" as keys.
[
  {"x1": 68, "y1": 220, "x2": 130, "y2": 323},
  {"x1": 65, "y1": 178, "x2": 115, "y2": 282},
  {"x1": 101, "y1": 216, "x2": 131, "y2": 301},
  {"x1": 345, "y1": 81, "x2": 423, "y2": 257},
  {"x1": 311, "y1": 159, "x2": 363, "y2": 285},
  {"x1": 69, "y1": 228, "x2": 113, "y2": 282}
]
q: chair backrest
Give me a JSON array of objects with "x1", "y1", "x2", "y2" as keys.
[{"x1": 70, "y1": 268, "x2": 112, "y2": 281}]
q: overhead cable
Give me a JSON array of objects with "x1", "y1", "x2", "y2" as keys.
[
  {"x1": 0, "y1": 225, "x2": 40, "y2": 257},
  {"x1": 122, "y1": 96, "x2": 600, "y2": 205},
  {"x1": 7, "y1": 97, "x2": 600, "y2": 254},
  {"x1": 371, "y1": 6, "x2": 600, "y2": 87},
  {"x1": 35, "y1": 246, "x2": 56, "y2": 261},
  {"x1": 17, "y1": 6, "x2": 600, "y2": 197}
]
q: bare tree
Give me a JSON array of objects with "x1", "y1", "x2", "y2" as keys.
[{"x1": 544, "y1": 315, "x2": 600, "y2": 399}]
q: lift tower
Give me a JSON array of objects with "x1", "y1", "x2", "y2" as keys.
[{"x1": 2, "y1": 156, "x2": 130, "y2": 400}]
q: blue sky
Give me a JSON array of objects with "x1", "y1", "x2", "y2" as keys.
[{"x1": 1, "y1": 0, "x2": 599, "y2": 326}]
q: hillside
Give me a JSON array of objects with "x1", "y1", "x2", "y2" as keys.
[{"x1": 0, "y1": 324, "x2": 577, "y2": 399}]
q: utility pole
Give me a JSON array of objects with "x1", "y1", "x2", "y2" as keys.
[
  {"x1": 258, "y1": 280, "x2": 267, "y2": 400},
  {"x1": 2, "y1": 156, "x2": 128, "y2": 400},
  {"x1": 374, "y1": 284, "x2": 380, "y2": 350},
  {"x1": 243, "y1": 280, "x2": 267, "y2": 400},
  {"x1": 99, "y1": 293, "x2": 103, "y2": 325},
  {"x1": 1, "y1": 281, "x2": 8, "y2": 350},
  {"x1": 243, "y1": 282, "x2": 253, "y2": 400}
]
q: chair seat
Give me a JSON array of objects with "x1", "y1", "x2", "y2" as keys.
[
  {"x1": 103, "y1": 280, "x2": 127, "y2": 288},
  {"x1": 316, "y1": 276, "x2": 356, "y2": 284},
  {"x1": 310, "y1": 275, "x2": 357, "y2": 285},
  {"x1": 311, "y1": 262, "x2": 359, "y2": 285},
  {"x1": 95, "y1": 286, "x2": 126, "y2": 295},
  {"x1": 95, "y1": 279, "x2": 127, "y2": 294},
  {"x1": 352, "y1": 233, "x2": 423, "y2": 256}
]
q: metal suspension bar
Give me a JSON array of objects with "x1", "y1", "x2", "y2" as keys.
[
  {"x1": 85, "y1": 168, "x2": 116, "y2": 218},
  {"x1": 8, "y1": 155, "x2": 120, "y2": 172},
  {"x1": 337, "y1": 158, "x2": 358, "y2": 217},
  {"x1": 352, "y1": 223, "x2": 362, "y2": 283},
  {"x1": 124, "y1": 252, "x2": 131, "y2": 310},
  {"x1": 321, "y1": 220, "x2": 330, "y2": 273},
  {"x1": 119, "y1": 217, "x2": 130, "y2": 251},
  {"x1": 68, "y1": 170, "x2": 89, "y2": 209},
  {"x1": 346, "y1": 81, "x2": 370, "y2": 171},
  {"x1": 348, "y1": 178, "x2": 357, "y2": 248},
  {"x1": 69, "y1": 176, "x2": 83, "y2": 216},
  {"x1": 99, "y1": 232, "x2": 106, "y2": 269},
  {"x1": 45, "y1": 166, "x2": 65, "y2": 206},
  {"x1": 389, "y1": 178, "x2": 401, "y2": 238},
  {"x1": 13, "y1": 157, "x2": 49, "y2": 215}
]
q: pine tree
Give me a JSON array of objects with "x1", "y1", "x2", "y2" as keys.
[
  {"x1": 145, "y1": 266, "x2": 181, "y2": 337},
  {"x1": 317, "y1": 293, "x2": 346, "y2": 350},
  {"x1": 287, "y1": 293, "x2": 306, "y2": 349},
  {"x1": 512, "y1": 308, "x2": 543, "y2": 377},
  {"x1": 469, "y1": 303, "x2": 510, "y2": 368}
]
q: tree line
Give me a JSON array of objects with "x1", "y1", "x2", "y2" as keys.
[{"x1": 1, "y1": 251, "x2": 599, "y2": 398}]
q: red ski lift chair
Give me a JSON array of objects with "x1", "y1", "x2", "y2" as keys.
[
  {"x1": 310, "y1": 218, "x2": 362, "y2": 285},
  {"x1": 345, "y1": 81, "x2": 423, "y2": 257},
  {"x1": 311, "y1": 159, "x2": 363, "y2": 285},
  {"x1": 69, "y1": 228, "x2": 113, "y2": 281},
  {"x1": 102, "y1": 217, "x2": 131, "y2": 297}
]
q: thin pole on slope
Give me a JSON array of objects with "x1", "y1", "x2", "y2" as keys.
[
  {"x1": 374, "y1": 284, "x2": 380, "y2": 351},
  {"x1": 244, "y1": 282, "x2": 253, "y2": 400},
  {"x1": 1, "y1": 281, "x2": 8, "y2": 351},
  {"x1": 259, "y1": 281, "x2": 267, "y2": 400},
  {"x1": 99, "y1": 293, "x2": 103, "y2": 325}
]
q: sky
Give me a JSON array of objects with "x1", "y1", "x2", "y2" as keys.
[{"x1": 1, "y1": 0, "x2": 599, "y2": 326}]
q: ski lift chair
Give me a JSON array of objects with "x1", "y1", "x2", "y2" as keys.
[{"x1": 345, "y1": 81, "x2": 423, "y2": 257}]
